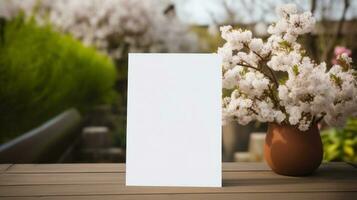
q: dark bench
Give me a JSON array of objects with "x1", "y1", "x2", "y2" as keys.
[{"x1": 0, "y1": 109, "x2": 82, "y2": 163}]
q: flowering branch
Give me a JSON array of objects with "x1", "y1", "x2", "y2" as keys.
[
  {"x1": 243, "y1": 43, "x2": 279, "y2": 88},
  {"x1": 220, "y1": 3, "x2": 357, "y2": 131}
]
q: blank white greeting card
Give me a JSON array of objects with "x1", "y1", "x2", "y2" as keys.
[{"x1": 126, "y1": 53, "x2": 222, "y2": 187}]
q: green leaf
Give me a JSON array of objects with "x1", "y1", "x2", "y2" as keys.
[
  {"x1": 336, "y1": 57, "x2": 351, "y2": 71},
  {"x1": 239, "y1": 67, "x2": 248, "y2": 76},
  {"x1": 222, "y1": 88, "x2": 234, "y2": 98},
  {"x1": 344, "y1": 145, "x2": 354, "y2": 157},
  {"x1": 330, "y1": 74, "x2": 342, "y2": 88},
  {"x1": 292, "y1": 65, "x2": 299, "y2": 76},
  {"x1": 278, "y1": 40, "x2": 293, "y2": 52},
  {"x1": 327, "y1": 143, "x2": 340, "y2": 153},
  {"x1": 278, "y1": 76, "x2": 289, "y2": 85}
]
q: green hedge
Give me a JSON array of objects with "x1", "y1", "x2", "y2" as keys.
[
  {"x1": 322, "y1": 118, "x2": 357, "y2": 162},
  {"x1": 0, "y1": 16, "x2": 117, "y2": 143}
]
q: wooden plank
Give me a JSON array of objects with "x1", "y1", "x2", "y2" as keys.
[
  {"x1": 222, "y1": 162, "x2": 269, "y2": 171},
  {"x1": 0, "y1": 172, "x2": 123, "y2": 185},
  {"x1": 0, "y1": 164, "x2": 11, "y2": 173},
  {"x1": 1, "y1": 179, "x2": 356, "y2": 197},
  {"x1": 1, "y1": 192, "x2": 356, "y2": 200},
  {"x1": 2, "y1": 162, "x2": 348, "y2": 174},
  {"x1": 7, "y1": 163, "x2": 266, "y2": 174},
  {"x1": 5, "y1": 164, "x2": 125, "y2": 174},
  {"x1": 4, "y1": 162, "x2": 354, "y2": 174},
  {"x1": 0, "y1": 171, "x2": 299, "y2": 185},
  {"x1": 1, "y1": 168, "x2": 356, "y2": 186}
]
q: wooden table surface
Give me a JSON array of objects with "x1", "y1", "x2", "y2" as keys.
[{"x1": 0, "y1": 162, "x2": 356, "y2": 199}]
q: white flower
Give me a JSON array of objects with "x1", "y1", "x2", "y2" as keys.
[
  {"x1": 338, "y1": 53, "x2": 353, "y2": 64},
  {"x1": 249, "y1": 38, "x2": 264, "y2": 52},
  {"x1": 298, "y1": 117, "x2": 312, "y2": 131},
  {"x1": 274, "y1": 111, "x2": 286, "y2": 123},
  {"x1": 287, "y1": 106, "x2": 302, "y2": 125},
  {"x1": 268, "y1": 20, "x2": 288, "y2": 35},
  {"x1": 267, "y1": 51, "x2": 301, "y2": 72},
  {"x1": 283, "y1": 32, "x2": 297, "y2": 43},
  {"x1": 222, "y1": 66, "x2": 241, "y2": 89},
  {"x1": 278, "y1": 85, "x2": 289, "y2": 103},
  {"x1": 220, "y1": 25, "x2": 233, "y2": 39},
  {"x1": 220, "y1": 26, "x2": 252, "y2": 47},
  {"x1": 218, "y1": 43, "x2": 233, "y2": 67},
  {"x1": 288, "y1": 12, "x2": 315, "y2": 35},
  {"x1": 276, "y1": 3, "x2": 297, "y2": 18},
  {"x1": 239, "y1": 31, "x2": 253, "y2": 43}
]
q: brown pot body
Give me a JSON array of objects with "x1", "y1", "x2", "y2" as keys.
[{"x1": 264, "y1": 123, "x2": 323, "y2": 176}]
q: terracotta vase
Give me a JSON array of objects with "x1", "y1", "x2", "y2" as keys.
[{"x1": 264, "y1": 123, "x2": 323, "y2": 176}]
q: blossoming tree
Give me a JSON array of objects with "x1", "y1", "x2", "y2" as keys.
[
  {"x1": 220, "y1": 4, "x2": 357, "y2": 131},
  {"x1": 0, "y1": 0, "x2": 198, "y2": 59}
]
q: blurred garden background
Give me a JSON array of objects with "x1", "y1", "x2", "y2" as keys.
[{"x1": 0, "y1": 0, "x2": 356, "y2": 163}]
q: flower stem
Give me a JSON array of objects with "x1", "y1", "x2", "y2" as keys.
[
  {"x1": 239, "y1": 62, "x2": 276, "y2": 84},
  {"x1": 243, "y1": 44, "x2": 279, "y2": 88}
]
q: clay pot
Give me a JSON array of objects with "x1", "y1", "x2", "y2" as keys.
[{"x1": 264, "y1": 123, "x2": 323, "y2": 176}]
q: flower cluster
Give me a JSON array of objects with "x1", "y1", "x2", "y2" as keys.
[
  {"x1": 220, "y1": 4, "x2": 357, "y2": 131},
  {"x1": 0, "y1": 0, "x2": 198, "y2": 59}
]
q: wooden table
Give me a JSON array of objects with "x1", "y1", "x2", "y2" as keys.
[{"x1": 0, "y1": 162, "x2": 356, "y2": 199}]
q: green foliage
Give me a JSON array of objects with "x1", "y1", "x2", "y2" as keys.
[
  {"x1": 292, "y1": 65, "x2": 299, "y2": 76},
  {"x1": 222, "y1": 88, "x2": 234, "y2": 98},
  {"x1": 0, "y1": 16, "x2": 117, "y2": 143},
  {"x1": 278, "y1": 76, "x2": 288, "y2": 85},
  {"x1": 322, "y1": 118, "x2": 357, "y2": 162},
  {"x1": 190, "y1": 26, "x2": 224, "y2": 53},
  {"x1": 278, "y1": 40, "x2": 293, "y2": 52},
  {"x1": 330, "y1": 74, "x2": 342, "y2": 89}
]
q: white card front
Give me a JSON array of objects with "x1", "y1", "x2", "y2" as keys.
[{"x1": 126, "y1": 53, "x2": 221, "y2": 187}]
